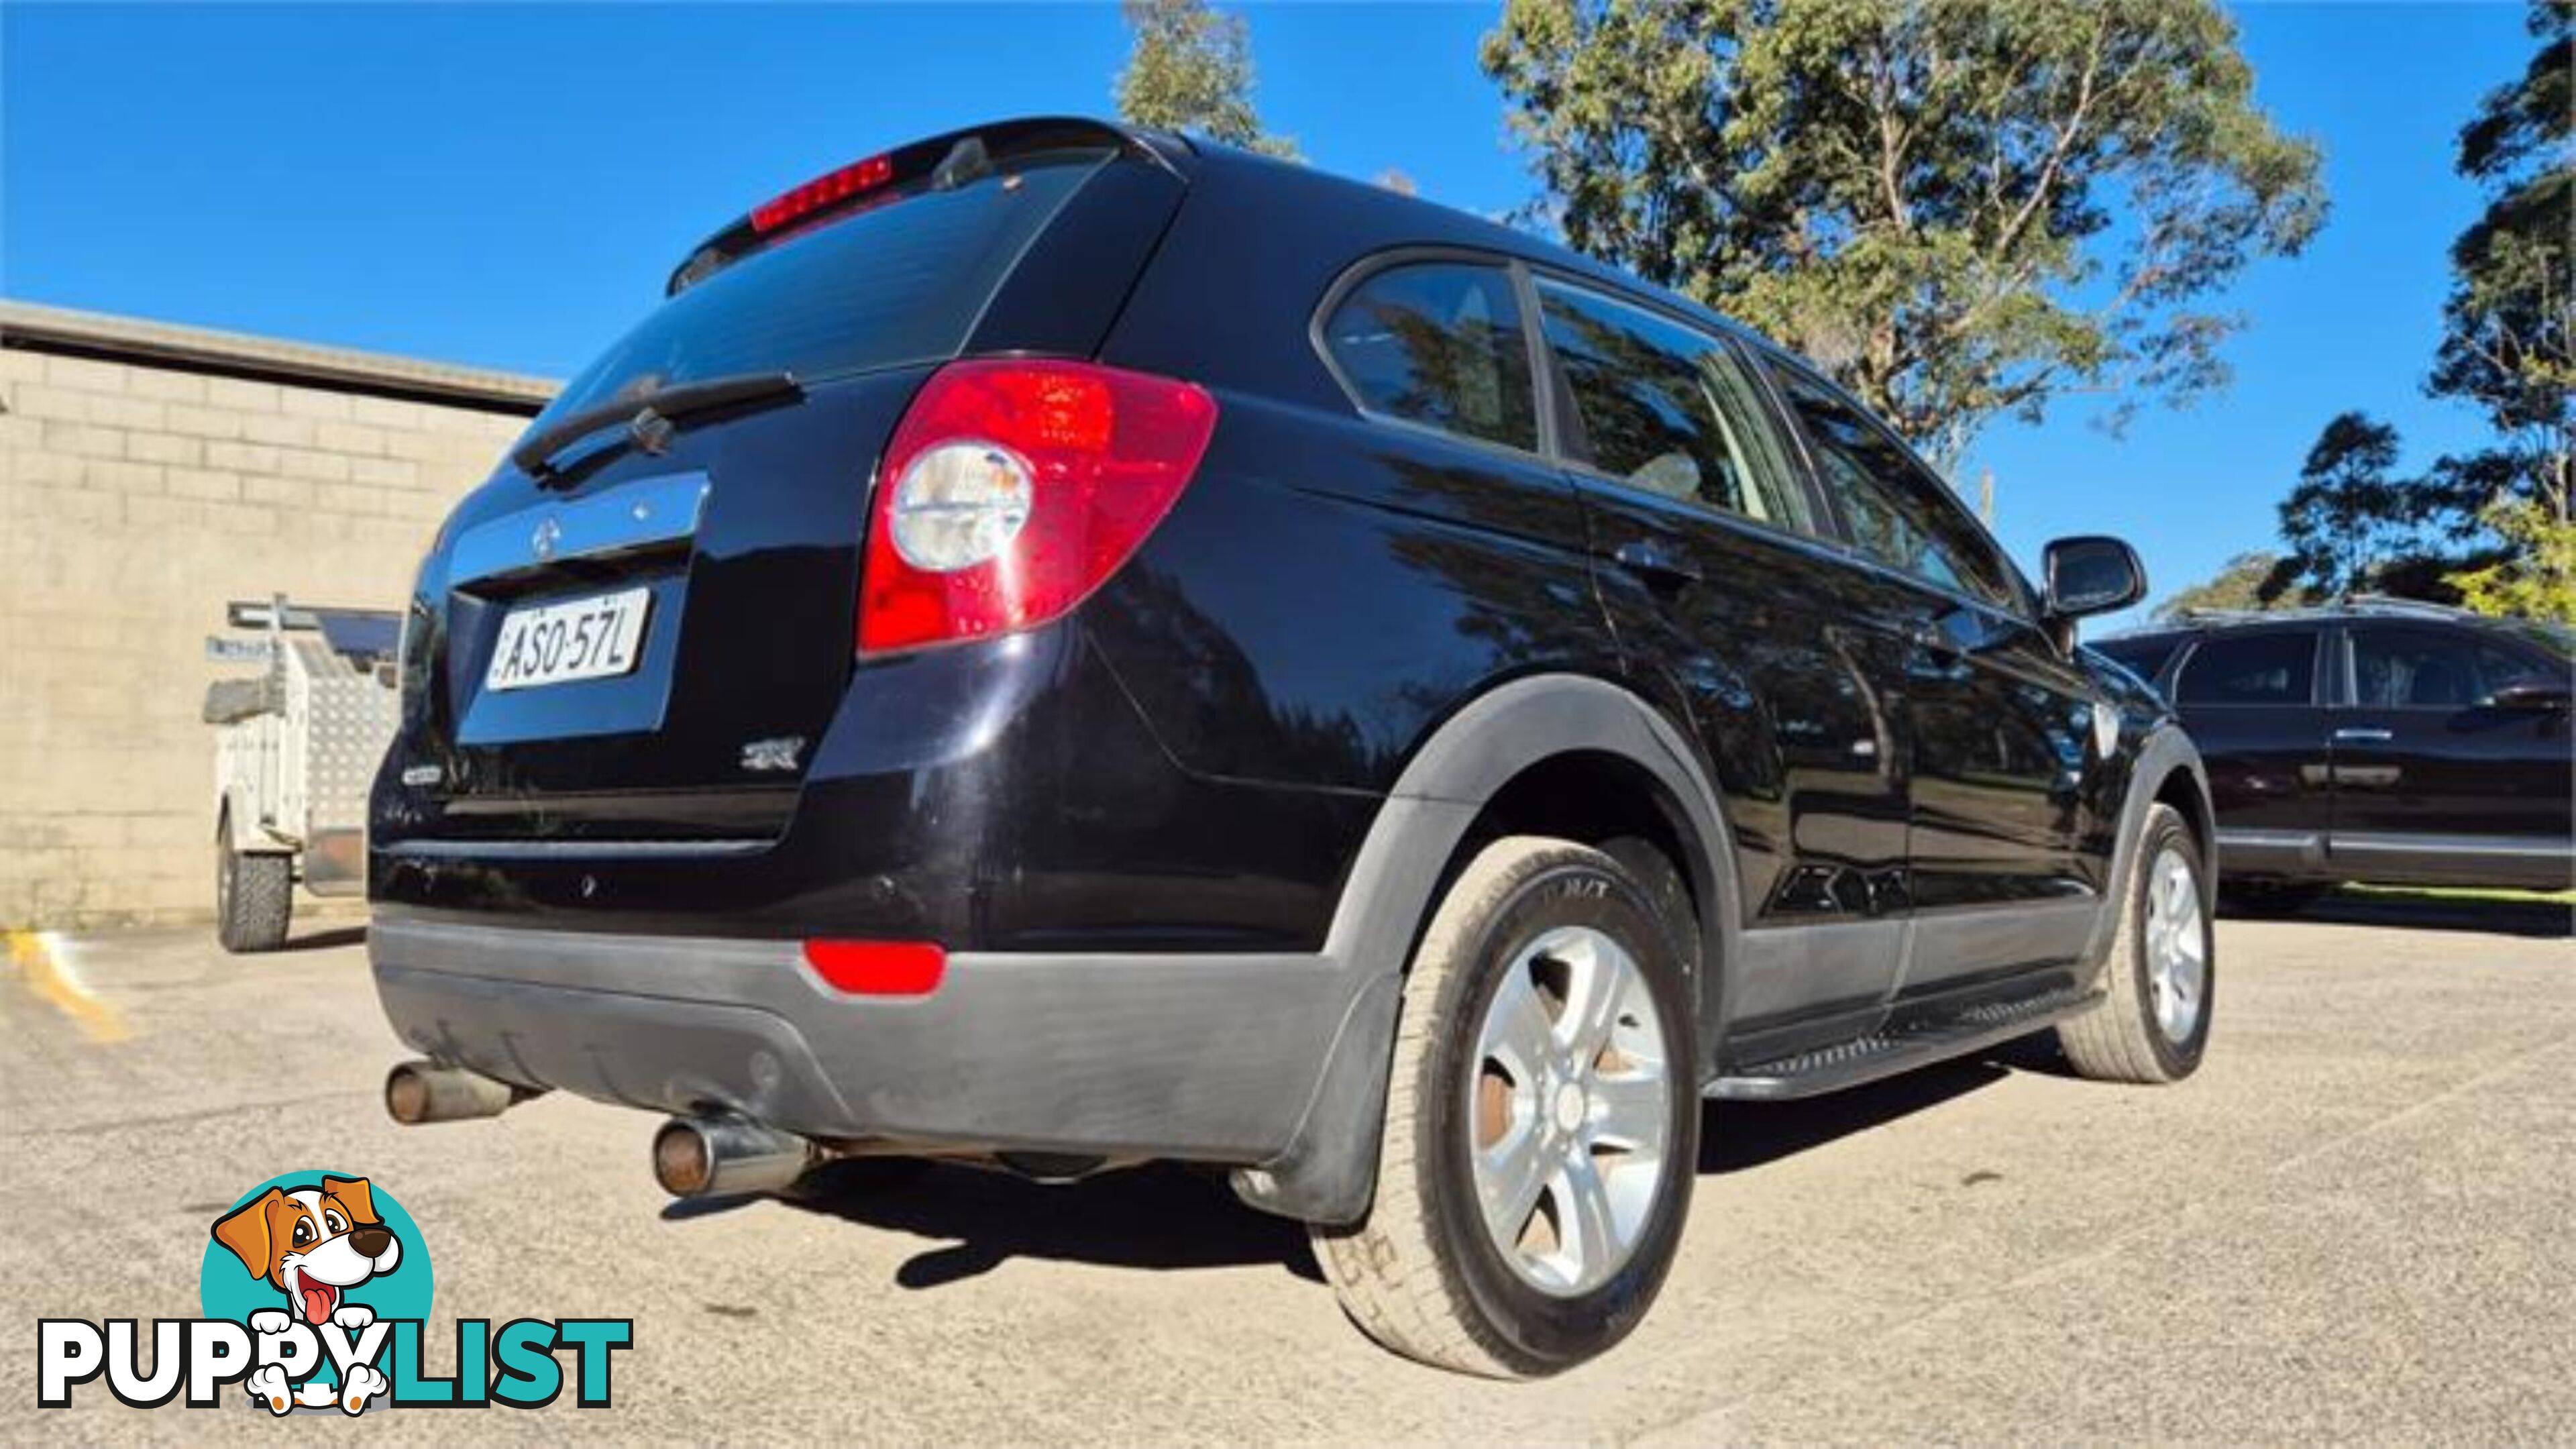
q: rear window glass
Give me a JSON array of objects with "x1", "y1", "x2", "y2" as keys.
[
  {"x1": 1322, "y1": 262, "x2": 1538, "y2": 452},
  {"x1": 1536, "y1": 282, "x2": 1813, "y2": 532},
  {"x1": 2178, "y1": 632, "x2": 2316, "y2": 706},
  {"x1": 537, "y1": 148, "x2": 1110, "y2": 422}
]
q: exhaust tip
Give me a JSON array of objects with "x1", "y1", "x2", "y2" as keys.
[
  {"x1": 651, "y1": 1114, "x2": 811, "y2": 1198},
  {"x1": 384, "y1": 1061, "x2": 516, "y2": 1124},
  {"x1": 652, "y1": 1119, "x2": 715, "y2": 1196}
]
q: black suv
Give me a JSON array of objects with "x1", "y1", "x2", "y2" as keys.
[
  {"x1": 370, "y1": 118, "x2": 2216, "y2": 1377},
  {"x1": 2097, "y1": 600, "x2": 2573, "y2": 908}
]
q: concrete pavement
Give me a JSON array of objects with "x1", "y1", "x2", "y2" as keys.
[{"x1": 2, "y1": 900, "x2": 2568, "y2": 1443}]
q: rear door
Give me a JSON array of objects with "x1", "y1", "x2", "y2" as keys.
[
  {"x1": 1530, "y1": 276, "x2": 1911, "y2": 1038},
  {"x1": 388, "y1": 136, "x2": 1172, "y2": 845},
  {"x1": 2167, "y1": 627, "x2": 2330, "y2": 878},
  {"x1": 2327, "y1": 621, "x2": 2576, "y2": 887}
]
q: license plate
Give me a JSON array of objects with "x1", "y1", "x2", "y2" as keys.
[{"x1": 484, "y1": 588, "x2": 652, "y2": 692}]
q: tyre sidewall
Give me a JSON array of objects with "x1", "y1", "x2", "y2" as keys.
[
  {"x1": 2127, "y1": 811, "x2": 2214, "y2": 1077},
  {"x1": 1417, "y1": 854, "x2": 1698, "y2": 1375}
]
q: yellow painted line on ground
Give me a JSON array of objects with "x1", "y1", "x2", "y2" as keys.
[{"x1": 7, "y1": 929, "x2": 127, "y2": 1042}]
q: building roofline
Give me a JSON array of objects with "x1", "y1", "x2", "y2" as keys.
[{"x1": 0, "y1": 298, "x2": 558, "y2": 415}]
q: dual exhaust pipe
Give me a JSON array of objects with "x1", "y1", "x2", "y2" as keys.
[
  {"x1": 383, "y1": 1059, "x2": 818, "y2": 1199},
  {"x1": 649, "y1": 1114, "x2": 813, "y2": 1198}
]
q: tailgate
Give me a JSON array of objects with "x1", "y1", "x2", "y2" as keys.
[{"x1": 400, "y1": 366, "x2": 928, "y2": 841}]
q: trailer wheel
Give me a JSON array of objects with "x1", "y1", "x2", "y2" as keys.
[{"x1": 216, "y1": 819, "x2": 292, "y2": 954}]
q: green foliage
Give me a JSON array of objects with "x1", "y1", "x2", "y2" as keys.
[
  {"x1": 2153, "y1": 551, "x2": 2299, "y2": 619},
  {"x1": 1114, "y1": 0, "x2": 1299, "y2": 159},
  {"x1": 2449, "y1": 499, "x2": 2576, "y2": 623},
  {"x1": 1481, "y1": 0, "x2": 2325, "y2": 467},
  {"x1": 2266, "y1": 413, "x2": 2429, "y2": 602},
  {"x1": 2427, "y1": 1, "x2": 2571, "y2": 529}
]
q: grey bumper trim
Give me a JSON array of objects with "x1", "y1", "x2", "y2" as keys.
[{"x1": 370, "y1": 913, "x2": 1354, "y2": 1162}]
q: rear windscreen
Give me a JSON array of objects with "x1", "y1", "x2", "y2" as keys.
[{"x1": 537, "y1": 147, "x2": 1112, "y2": 421}]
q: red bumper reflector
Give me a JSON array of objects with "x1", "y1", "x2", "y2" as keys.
[{"x1": 802, "y1": 940, "x2": 945, "y2": 996}]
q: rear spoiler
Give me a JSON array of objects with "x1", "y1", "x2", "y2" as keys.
[{"x1": 663, "y1": 116, "x2": 1190, "y2": 297}]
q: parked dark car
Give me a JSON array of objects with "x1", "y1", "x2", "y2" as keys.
[
  {"x1": 369, "y1": 117, "x2": 2216, "y2": 1377},
  {"x1": 2096, "y1": 600, "x2": 2573, "y2": 908}
]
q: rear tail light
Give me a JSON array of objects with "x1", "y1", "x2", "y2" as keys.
[{"x1": 857, "y1": 360, "x2": 1218, "y2": 655}]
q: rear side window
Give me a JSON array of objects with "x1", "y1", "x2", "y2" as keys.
[
  {"x1": 2095, "y1": 635, "x2": 2184, "y2": 684},
  {"x1": 2178, "y1": 632, "x2": 2317, "y2": 706},
  {"x1": 1322, "y1": 262, "x2": 1538, "y2": 451},
  {"x1": 540, "y1": 147, "x2": 1111, "y2": 421},
  {"x1": 1536, "y1": 282, "x2": 1813, "y2": 532},
  {"x1": 1765, "y1": 364, "x2": 2018, "y2": 608}
]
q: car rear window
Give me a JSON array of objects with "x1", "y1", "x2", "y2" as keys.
[
  {"x1": 538, "y1": 147, "x2": 1112, "y2": 421},
  {"x1": 2177, "y1": 631, "x2": 2317, "y2": 706},
  {"x1": 1536, "y1": 281, "x2": 1814, "y2": 532},
  {"x1": 1321, "y1": 262, "x2": 1538, "y2": 452}
]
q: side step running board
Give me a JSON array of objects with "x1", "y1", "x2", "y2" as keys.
[{"x1": 1707, "y1": 985, "x2": 2102, "y2": 1102}]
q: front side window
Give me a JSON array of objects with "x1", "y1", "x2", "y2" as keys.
[
  {"x1": 2178, "y1": 631, "x2": 2318, "y2": 706},
  {"x1": 1765, "y1": 363, "x2": 2017, "y2": 608},
  {"x1": 1321, "y1": 262, "x2": 1538, "y2": 452},
  {"x1": 2350, "y1": 626, "x2": 2563, "y2": 708},
  {"x1": 1536, "y1": 282, "x2": 1813, "y2": 531}
]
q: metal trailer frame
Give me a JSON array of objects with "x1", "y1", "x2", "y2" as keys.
[{"x1": 207, "y1": 597, "x2": 400, "y2": 926}]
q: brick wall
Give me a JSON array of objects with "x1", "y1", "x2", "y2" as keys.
[{"x1": 0, "y1": 311, "x2": 549, "y2": 926}]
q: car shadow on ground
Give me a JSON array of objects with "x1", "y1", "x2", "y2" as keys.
[
  {"x1": 755, "y1": 1159, "x2": 1329, "y2": 1288},
  {"x1": 278, "y1": 923, "x2": 368, "y2": 953},
  {"x1": 743, "y1": 1053, "x2": 2026, "y2": 1291},
  {"x1": 1701, "y1": 1055, "x2": 2012, "y2": 1171},
  {"x1": 2232, "y1": 892, "x2": 2573, "y2": 939}
]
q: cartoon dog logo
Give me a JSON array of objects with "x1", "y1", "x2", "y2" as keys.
[{"x1": 211, "y1": 1176, "x2": 399, "y2": 1413}]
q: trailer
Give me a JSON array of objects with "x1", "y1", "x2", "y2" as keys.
[{"x1": 205, "y1": 598, "x2": 401, "y2": 951}]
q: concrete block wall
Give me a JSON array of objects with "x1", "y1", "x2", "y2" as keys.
[{"x1": 0, "y1": 311, "x2": 551, "y2": 927}]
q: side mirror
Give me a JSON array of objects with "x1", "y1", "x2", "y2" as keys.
[
  {"x1": 2043, "y1": 535, "x2": 2148, "y2": 621},
  {"x1": 2487, "y1": 680, "x2": 2573, "y2": 712}
]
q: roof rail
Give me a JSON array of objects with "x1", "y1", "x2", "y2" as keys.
[
  {"x1": 2156, "y1": 595, "x2": 2479, "y2": 630},
  {"x1": 2337, "y1": 594, "x2": 2475, "y2": 619}
]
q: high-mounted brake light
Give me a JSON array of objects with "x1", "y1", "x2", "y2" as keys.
[
  {"x1": 857, "y1": 360, "x2": 1218, "y2": 655},
  {"x1": 751, "y1": 153, "x2": 894, "y2": 235},
  {"x1": 802, "y1": 940, "x2": 946, "y2": 997}
]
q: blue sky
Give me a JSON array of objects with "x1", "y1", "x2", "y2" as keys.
[{"x1": 1, "y1": 3, "x2": 2531, "y2": 615}]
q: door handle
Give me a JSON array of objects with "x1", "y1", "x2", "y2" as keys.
[
  {"x1": 2332, "y1": 726, "x2": 2394, "y2": 745},
  {"x1": 1612, "y1": 540, "x2": 1703, "y2": 588}
]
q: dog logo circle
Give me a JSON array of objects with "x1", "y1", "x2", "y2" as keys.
[{"x1": 201, "y1": 1171, "x2": 432, "y2": 1413}]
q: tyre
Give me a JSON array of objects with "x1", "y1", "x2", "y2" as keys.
[
  {"x1": 1313, "y1": 835, "x2": 1698, "y2": 1378},
  {"x1": 2055, "y1": 804, "x2": 2212, "y2": 1083},
  {"x1": 215, "y1": 825, "x2": 292, "y2": 954}
]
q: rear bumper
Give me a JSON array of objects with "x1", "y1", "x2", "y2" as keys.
[{"x1": 368, "y1": 910, "x2": 1364, "y2": 1163}]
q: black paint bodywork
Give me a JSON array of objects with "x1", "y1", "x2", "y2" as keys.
[
  {"x1": 372, "y1": 119, "x2": 2188, "y2": 1071},
  {"x1": 2098, "y1": 610, "x2": 2573, "y2": 891}
]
